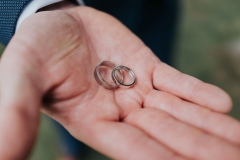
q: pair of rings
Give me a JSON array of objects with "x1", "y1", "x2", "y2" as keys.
[{"x1": 94, "y1": 61, "x2": 136, "y2": 90}]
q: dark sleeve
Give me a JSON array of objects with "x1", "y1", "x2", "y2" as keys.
[{"x1": 0, "y1": 0, "x2": 32, "y2": 46}]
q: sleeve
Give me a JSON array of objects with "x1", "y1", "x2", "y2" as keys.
[
  {"x1": 16, "y1": 0, "x2": 64, "y2": 31},
  {"x1": 0, "y1": 0, "x2": 33, "y2": 45},
  {"x1": 0, "y1": 0, "x2": 84, "y2": 46}
]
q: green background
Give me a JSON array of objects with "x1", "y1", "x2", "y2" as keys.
[{"x1": 0, "y1": 0, "x2": 240, "y2": 159}]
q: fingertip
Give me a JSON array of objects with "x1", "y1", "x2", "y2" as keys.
[
  {"x1": 204, "y1": 84, "x2": 233, "y2": 113},
  {"x1": 216, "y1": 89, "x2": 233, "y2": 113}
]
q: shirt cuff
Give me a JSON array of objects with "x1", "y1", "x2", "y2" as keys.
[{"x1": 16, "y1": 0, "x2": 84, "y2": 31}]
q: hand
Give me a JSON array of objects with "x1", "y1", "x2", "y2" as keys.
[{"x1": 1, "y1": 6, "x2": 240, "y2": 160}]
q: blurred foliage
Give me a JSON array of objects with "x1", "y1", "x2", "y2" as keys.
[
  {"x1": 0, "y1": 0, "x2": 240, "y2": 159},
  {"x1": 173, "y1": 0, "x2": 240, "y2": 119},
  {"x1": 0, "y1": 44, "x2": 4, "y2": 54},
  {"x1": 30, "y1": 115, "x2": 60, "y2": 160}
]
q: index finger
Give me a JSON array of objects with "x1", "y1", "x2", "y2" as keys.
[{"x1": 153, "y1": 62, "x2": 232, "y2": 113}]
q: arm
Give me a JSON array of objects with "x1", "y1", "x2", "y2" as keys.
[{"x1": 1, "y1": 2, "x2": 240, "y2": 160}]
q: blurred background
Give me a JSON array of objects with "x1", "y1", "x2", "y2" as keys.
[{"x1": 0, "y1": 0, "x2": 240, "y2": 159}]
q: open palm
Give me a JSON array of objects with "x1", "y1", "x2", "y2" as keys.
[{"x1": 1, "y1": 6, "x2": 240, "y2": 160}]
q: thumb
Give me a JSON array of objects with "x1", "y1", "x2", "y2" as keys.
[{"x1": 0, "y1": 41, "x2": 44, "y2": 159}]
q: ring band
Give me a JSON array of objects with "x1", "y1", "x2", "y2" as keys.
[
  {"x1": 94, "y1": 61, "x2": 123, "y2": 90},
  {"x1": 112, "y1": 65, "x2": 136, "y2": 88}
]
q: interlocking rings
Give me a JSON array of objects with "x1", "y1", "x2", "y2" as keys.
[
  {"x1": 94, "y1": 61, "x2": 136, "y2": 90},
  {"x1": 112, "y1": 65, "x2": 136, "y2": 88}
]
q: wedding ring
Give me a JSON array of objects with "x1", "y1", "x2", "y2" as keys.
[
  {"x1": 112, "y1": 65, "x2": 136, "y2": 88},
  {"x1": 94, "y1": 61, "x2": 123, "y2": 90}
]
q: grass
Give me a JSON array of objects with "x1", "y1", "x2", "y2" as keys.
[{"x1": 1, "y1": 0, "x2": 240, "y2": 159}]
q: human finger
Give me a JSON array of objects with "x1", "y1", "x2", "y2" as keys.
[
  {"x1": 144, "y1": 90, "x2": 240, "y2": 145},
  {"x1": 124, "y1": 108, "x2": 240, "y2": 160},
  {"x1": 153, "y1": 62, "x2": 232, "y2": 113},
  {"x1": 65, "y1": 91, "x2": 185, "y2": 160},
  {"x1": 74, "y1": 120, "x2": 185, "y2": 160},
  {"x1": 144, "y1": 91, "x2": 240, "y2": 145}
]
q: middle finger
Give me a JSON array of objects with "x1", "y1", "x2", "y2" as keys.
[
  {"x1": 144, "y1": 90, "x2": 240, "y2": 145},
  {"x1": 124, "y1": 108, "x2": 240, "y2": 160}
]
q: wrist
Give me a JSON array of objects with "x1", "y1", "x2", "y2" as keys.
[
  {"x1": 16, "y1": 0, "x2": 80, "y2": 31},
  {"x1": 37, "y1": 1, "x2": 77, "y2": 12}
]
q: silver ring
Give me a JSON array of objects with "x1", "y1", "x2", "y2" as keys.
[
  {"x1": 94, "y1": 61, "x2": 123, "y2": 90},
  {"x1": 112, "y1": 65, "x2": 136, "y2": 88}
]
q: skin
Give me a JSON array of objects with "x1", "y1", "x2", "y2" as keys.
[{"x1": 0, "y1": 4, "x2": 240, "y2": 160}]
